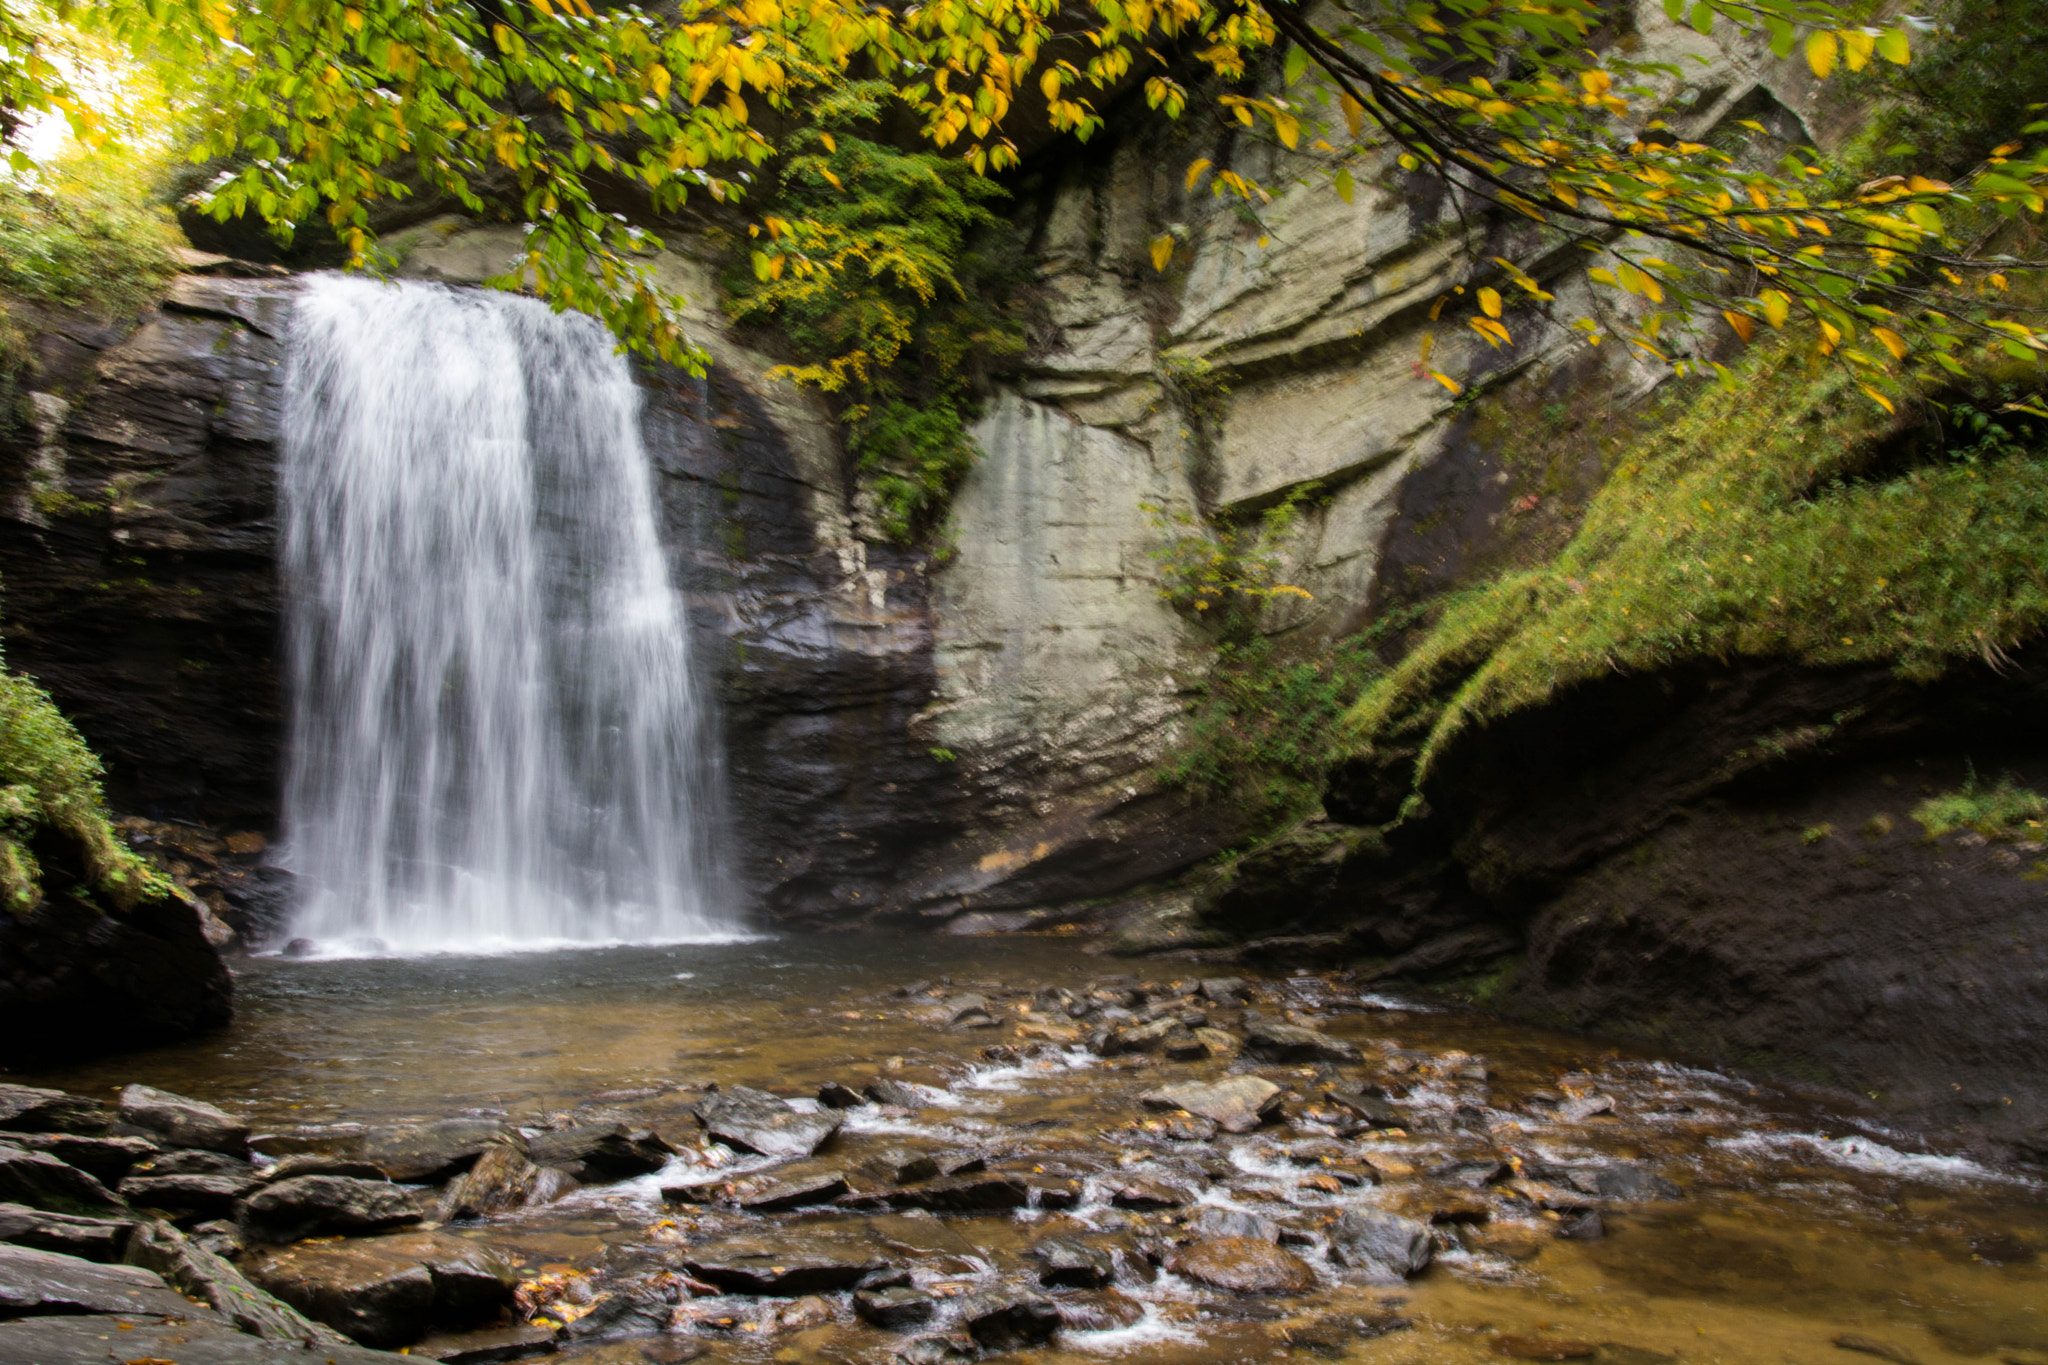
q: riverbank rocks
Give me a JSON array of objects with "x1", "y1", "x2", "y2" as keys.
[
  {"x1": 118, "y1": 1084, "x2": 251, "y2": 1157},
  {"x1": 0, "y1": 1141, "x2": 128, "y2": 1215},
  {"x1": 1327, "y1": 1209, "x2": 1434, "y2": 1278},
  {"x1": 1165, "y1": 1237, "x2": 1319, "y2": 1295},
  {"x1": 694, "y1": 1086, "x2": 841, "y2": 1158},
  {"x1": 125, "y1": 1217, "x2": 353, "y2": 1346},
  {"x1": 0, "y1": 1310, "x2": 412, "y2": 1362},
  {"x1": 437, "y1": 1144, "x2": 576, "y2": 1221},
  {"x1": 0, "y1": 1083, "x2": 110, "y2": 1135},
  {"x1": 244, "y1": 1231, "x2": 516, "y2": 1347},
  {"x1": 359, "y1": 1119, "x2": 515, "y2": 1182},
  {"x1": 0, "y1": 1240, "x2": 195, "y2": 1317},
  {"x1": 10, "y1": 1132, "x2": 158, "y2": 1183},
  {"x1": 242, "y1": 1175, "x2": 424, "y2": 1243},
  {"x1": 1140, "y1": 1076, "x2": 1283, "y2": 1133},
  {"x1": 0, "y1": 1201, "x2": 133, "y2": 1260}
]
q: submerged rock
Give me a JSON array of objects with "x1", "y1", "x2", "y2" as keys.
[
  {"x1": 241, "y1": 1175, "x2": 423, "y2": 1244},
  {"x1": 694, "y1": 1086, "x2": 841, "y2": 1158},
  {"x1": 1140, "y1": 1076, "x2": 1282, "y2": 1133},
  {"x1": 117, "y1": 1085, "x2": 251, "y2": 1157},
  {"x1": 0, "y1": 1084, "x2": 110, "y2": 1136},
  {"x1": 1165, "y1": 1237, "x2": 1318, "y2": 1295}
]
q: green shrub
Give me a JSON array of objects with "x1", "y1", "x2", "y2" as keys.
[
  {"x1": 0, "y1": 163, "x2": 181, "y2": 318},
  {"x1": 1144, "y1": 485, "x2": 1318, "y2": 644},
  {"x1": 1913, "y1": 771, "x2": 2048, "y2": 841}
]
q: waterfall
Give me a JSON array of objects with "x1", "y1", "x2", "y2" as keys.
[{"x1": 277, "y1": 274, "x2": 736, "y2": 953}]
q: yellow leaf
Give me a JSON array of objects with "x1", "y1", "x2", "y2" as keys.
[
  {"x1": 1184, "y1": 158, "x2": 1212, "y2": 191},
  {"x1": 1477, "y1": 287, "x2": 1502, "y2": 319},
  {"x1": 1418, "y1": 332, "x2": 1435, "y2": 365},
  {"x1": 1861, "y1": 384, "x2": 1896, "y2": 413},
  {"x1": 1428, "y1": 370, "x2": 1463, "y2": 396},
  {"x1": 1762, "y1": 289, "x2": 1790, "y2": 328},
  {"x1": 1906, "y1": 175, "x2": 1951, "y2": 194},
  {"x1": 1872, "y1": 326, "x2": 1908, "y2": 360},
  {"x1": 1806, "y1": 30, "x2": 1838, "y2": 79},
  {"x1": 343, "y1": 7, "x2": 363, "y2": 33},
  {"x1": 1273, "y1": 111, "x2": 1300, "y2": 150},
  {"x1": 1339, "y1": 93, "x2": 1365, "y2": 139},
  {"x1": 1041, "y1": 70, "x2": 1060, "y2": 99},
  {"x1": 820, "y1": 133, "x2": 835, "y2": 152},
  {"x1": 648, "y1": 64, "x2": 671, "y2": 99},
  {"x1": 1723, "y1": 310, "x2": 1755, "y2": 342},
  {"x1": 1149, "y1": 234, "x2": 1175, "y2": 272},
  {"x1": 1580, "y1": 69, "x2": 1612, "y2": 97}
]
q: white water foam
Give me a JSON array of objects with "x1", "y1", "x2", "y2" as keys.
[{"x1": 278, "y1": 275, "x2": 742, "y2": 953}]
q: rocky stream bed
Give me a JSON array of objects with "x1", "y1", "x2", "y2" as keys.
[{"x1": 2, "y1": 939, "x2": 2044, "y2": 1365}]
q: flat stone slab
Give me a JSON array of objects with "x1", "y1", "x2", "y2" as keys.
[
  {"x1": 118, "y1": 1085, "x2": 251, "y2": 1157},
  {"x1": 0, "y1": 1200, "x2": 133, "y2": 1261},
  {"x1": 1240, "y1": 1017, "x2": 1362, "y2": 1063},
  {"x1": 1140, "y1": 1077, "x2": 1282, "y2": 1133},
  {"x1": 684, "y1": 1242, "x2": 888, "y2": 1295},
  {"x1": 0, "y1": 1241, "x2": 200, "y2": 1318},
  {"x1": 240, "y1": 1174, "x2": 423, "y2": 1244},
  {"x1": 693, "y1": 1087, "x2": 840, "y2": 1159},
  {"x1": 0, "y1": 1312, "x2": 411, "y2": 1362}
]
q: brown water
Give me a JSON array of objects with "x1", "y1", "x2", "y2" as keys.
[{"x1": 21, "y1": 937, "x2": 2048, "y2": 1365}]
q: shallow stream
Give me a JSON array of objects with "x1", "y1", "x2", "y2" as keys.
[{"x1": 22, "y1": 937, "x2": 2048, "y2": 1365}]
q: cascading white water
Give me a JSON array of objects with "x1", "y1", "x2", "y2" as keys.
[{"x1": 278, "y1": 274, "x2": 737, "y2": 953}]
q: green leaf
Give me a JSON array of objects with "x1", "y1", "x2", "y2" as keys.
[
  {"x1": 1333, "y1": 166, "x2": 1354, "y2": 203},
  {"x1": 1688, "y1": 2, "x2": 1714, "y2": 35},
  {"x1": 1875, "y1": 26, "x2": 1909, "y2": 64},
  {"x1": 1283, "y1": 43, "x2": 1309, "y2": 86}
]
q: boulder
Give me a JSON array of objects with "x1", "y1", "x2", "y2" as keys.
[
  {"x1": 0, "y1": 1241, "x2": 197, "y2": 1317},
  {"x1": 1139, "y1": 1077, "x2": 1282, "y2": 1133},
  {"x1": 526, "y1": 1122, "x2": 672, "y2": 1181},
  {"x1": 855, "y1": 1284, "x2": 938, "y2": 1329},
  {"x1": 120, "y1": 1171, "x2": 260, "y2": 1221},
  {"x1": 358, "y1": 1119, "x2": 516, "y2": 1182},
  {"x1": 1326, "y1": 1209, "x2": 1434, "y2": 1278},
  {"x1": 117, "y1": 1084, "x2": 251, "y2": 1157},
  {"x1": 0, "y1": 1141, "x2": 128, "y2": 1215},
  {"x1": 554, "y1": 1276, "x2": 679, "y2": 1343},
  {"x1": 1032, "y1": 1238, "x2": 1114, "y2": 1289},
  {"x1": 125, "y1": 1217, "x2": 352, "y2": 1346},
  {"x1": 0, "y1": 1312, "x2": 411, "y2": 1363},
  {"x1": 1240, "y1": 1016, "x2": 1362, "y2": 1064},
  {"x1": 0, "y1": 1084, "x2": 110, "y2": 1135},
  {"x1": 1165, "y1": 1237, "x2": 1319, "y2": 1295},
  {"x1": 241, "y1": 1175, "x2": 423, "y2": 1244},
  {"x1": 244, "y1": 1231, "x2": 516, "y2": 1348},
  {"x1": 956, "y1": 1290, "x2": 1061, "y2": 1351},
  {"x1": 0, "y1": 1201, "x2": 134, "y2": 1261},
  {"x1": 10, "y1": 1133, "x2": 159, "y2": 1184},
  {"x1": 693, "y1": 1087, "x2": 841, "y2": 1159},
  {"x1": 436, "y1": 1144, "x2": 577, "y2": 1221}
]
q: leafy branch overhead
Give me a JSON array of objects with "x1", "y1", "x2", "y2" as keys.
[{"x1": 3, "y1": 0, "x2": 2040, "y2": 399}]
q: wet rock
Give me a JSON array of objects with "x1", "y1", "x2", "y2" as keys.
[
  {"x1": 1033, "y1": 1238, "x2": 1115, "y2": 1289},
  {"x1": 0, "y1": 1141, "x2": 128, "y2": 1215},
  {"x1": 818, "y1": 1082, "x2": 869, "y2": 1109},
  {"x1": 0, "y1": 1240, "x2": 197, "y2": 1317},
  {"x1": 1433, "y1": 1159, "x2": 1510, "y2": 1189},
  {"x1": 1557, "y1": 1094, "x2": 1616, "y2": 1123},
  {"x1": 438, "y1": 1144, "x2": 577, "y2": 1221},
  {"x1": 864, "y1": 1078, "x2": 930, "y2": 1109},
  {"x1": 1834, "y1": 1333, "x2": 1923, "y2": 1364},
  {"x1": 1140, "y1": 1077, "x2": 1282, "y2": 1133},
  {"x1": 1193, "y1": 1209, "x2": 1278, "y2": 1242},
  {"x1": 870, "y1": 1149, "x2": 986, "y2": 1185},
  {"x1": 886, "y1": 1172, "x2": 1031, "y2": 1212},
  {"x1": 135, "y1": 1148, "x2": 256, "y2": 1179},
  {"x1": 409, "y1": 1322, "x2": 558, "y2": 1363},
  {"x1": 855, "y1": 1284, "x2": 938, "y2": 1329},
  {"x1": 1327, "y1": 1209, "x2": 1434, "y2": 1278},
  {"x1": 1557, "y1": 1210, "x2": 1605, "y2": 1240},
  {"x1": 242, "y1": 1174, "x2": 423, "y2": 1244},
  {"x1": 896, "y1": 1332, "x2": 980, "y2": 1363},
  {"x1": 1100, "y1": 1016, "x2": 1194, "y2": 1057},
  {"x1": 526, "y1": 1123, "x2": 672, "y2": 1181},
  {"x1": 1056, "y1": 1290, "x2": 1146, "y2": 1332},
  {"x1": 1016, "y1": 1019, "x2": 1084, "y2": 1044},
  {"x1": 1165, "y1": 1237, "x2": 1318, "y2": 1295},
  {"x1": 1025, "y1": 1175, "x2": 1085, "y2": 1211},
  {"x1": 1569, "y1": 1165, "x2": 1682, "y2": 1202},
  {"x1": 244, "y1": 1230, "x2": 517, "y2": 1347},
  {"x1": 1199, "y1": 978, "x2": 1249, "y2": 1004},
  {"x1": 684, "y1": 1243, "x2": 887, "y2": 1294},
  {"x1": 958, "y1": 1290, "x2": 1062, "y2": 1351},
  {"x1": 1107, "y1": 1178, "x2": 1193, "y2": 1210},
  {"x1": 1492, "y1": 1334, "x2": 1598, "y2": 1359},
  {"x1": 944, "y1": 994, "x2": 999, "y2": 1027},
  {"x1": 360, "y1": 1120, "x2": 515, "y2": 1182},
  {"x1": 1324, "y1": 1089, "x2": 1406, "y2": 1129},
  {"x1": 258, "y1": 1152, "x2": 390, "y2": 1183},
  {"x1": 1241, "y1": 1016, "x2": 1362, "y2": 1064},
  {"x1": 0, "y1": 1201, "x2": 134, "y2": 1260},
  {"x1": 0, "y1": 1084, "x2": 110, "y2": 1135},
  {"x1": 695, "y1": 1086, "x2": 842, "y2": 1158},
  {"x1": 0, "y1": 1312, "x2": 411, "y2": 1363},
  {"x1": 738, "y1": 1172, "x2": 851, "y2": 1211},
  {"x1": 121, "y1": 1171, "x2": 260, "y2": 1221},
  {"x1": 10, "y1": 1133, "x2": 159, "y2": 1185},
  {"x1": 556, "y1": 1276, "x2": 679, "y2": 1343},
  {"x1": 118, "y1": 1084, "x2": 251, "y2": 1157},
  {"x1": 190, "y1": 1218, "x2": 245, "y2": 1258},
  {"x1": 125, "y1": 1217, "x2": 351, "y2": 1346}
]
